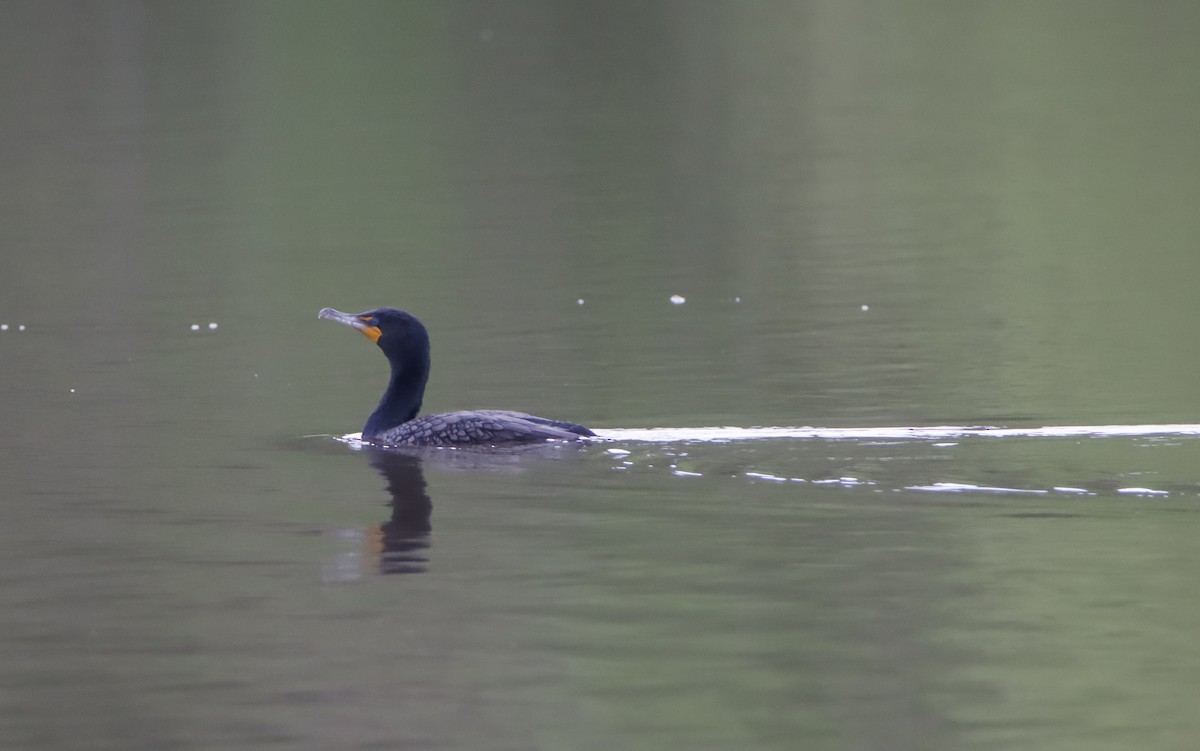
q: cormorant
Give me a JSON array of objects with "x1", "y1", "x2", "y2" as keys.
[{"x1": 319, "y1": 307, "x2": 594, "y2": 446}]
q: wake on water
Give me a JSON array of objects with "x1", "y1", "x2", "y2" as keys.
[
  {"x1": 324, "y1": 424, "x2": 1200, "y2": 497},
  {"x1": 329, "y1": 423, "x2": 1200, "y2": 445},
  {"x1": 592, "y1": 424, "x2": 1200, "y2": 442}
]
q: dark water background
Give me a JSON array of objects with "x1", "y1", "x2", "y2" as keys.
[{"x1": 4, "y1": 2, "x2": 1200, "y2": 749}]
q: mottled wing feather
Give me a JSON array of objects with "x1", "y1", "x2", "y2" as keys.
[
  {"x1": 372, "y1": 410, "x2": 592, "y2": 447},
  {"x1": 471, "y1": 410, "x2": 595, "y2": 437}
]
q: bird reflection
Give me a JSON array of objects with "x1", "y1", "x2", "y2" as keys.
[
  {"x1": 362, "y1": 448, "x2": 433, "y2": 575},
  {"x1": 333, "y1": 440, "x2": 588, "y2": 578}
]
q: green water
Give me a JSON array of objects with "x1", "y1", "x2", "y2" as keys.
[{"x1": 3, "y1": 2, "x2": 1200, "y2": 749}]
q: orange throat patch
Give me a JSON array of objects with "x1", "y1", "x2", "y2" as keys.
[{"x1": 360, "y1": 325, "x2": 382, "y2": 343}]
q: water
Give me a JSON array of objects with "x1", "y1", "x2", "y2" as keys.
[{"x1": 4, "y1": 1, "x2": 1200, "y2": 749}]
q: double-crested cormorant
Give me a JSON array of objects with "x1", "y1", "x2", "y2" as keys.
[{"x1": 319, "y1": 307, "x2": 594, "y2": 446}]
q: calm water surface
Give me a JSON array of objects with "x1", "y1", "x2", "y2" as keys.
[{"x1": 4, "y1": 2, "x2": 1200, "y2": 750}]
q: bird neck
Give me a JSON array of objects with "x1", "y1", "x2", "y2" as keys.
[{"x1": 364, "y1": 358, "x2": 429, "y2": 437}]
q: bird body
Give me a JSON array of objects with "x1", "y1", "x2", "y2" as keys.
[
  {"x1": 319, "y1": 307, "x2": 594, "y2": 447},
  {"x1": 371, "y1": 410, "x2": 593, "y2": 446}
]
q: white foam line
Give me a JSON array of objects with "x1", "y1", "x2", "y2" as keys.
[
  {"x1": 593, "y1": 424, "x2": 1200, "y2": 442},
  {"x1": 907, "y1": 482, "x2": 1049, "y2": 495},
  {"x1": 745, "y1": 471, "x2": 789, "y2": 482}
]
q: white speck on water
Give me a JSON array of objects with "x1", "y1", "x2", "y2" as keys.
[
  {"x1": 0, "y1": 324, "x2": 8, "y2": 331},
  {"x1": 861, "y1": 304, "x2": 870, "y2": 311},
  {"x1": 190, "y1": 324, "x2": 200, "y2": 331},
  {"x1": 208, "y1": 322, "x2": 218, "y2": 330},
  {"x1": 1053, "y1": 486, "x2": 1089, "y2": 494},
  {"x1": 606, "y1": 448, "x2": 631, "y2": 456},
  {"x1": 734, "y1": 297, "x2": 741, "y2": 303},
  {"x1": 669, "y1": 294, "x2": 686, "y2": 305},
  {"x1": 17, "y1": 325, "x2": 25, "y2": 331},
  {"x1": 577, "y1": 298, "x2": 585, "y2": 305},
  {"x1": 674, "y1": 470, "x2": 702, "y2": 477},
  {"x1": 69, "y1": 388, "x2": 75, "y2": 393}
]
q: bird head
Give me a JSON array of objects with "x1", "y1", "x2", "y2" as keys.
[{"x1": 318, "y1": 307, "x2": 430, "y2": 354}]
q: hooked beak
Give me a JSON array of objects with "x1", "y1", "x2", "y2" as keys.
[{"x1": 318, "y1": 307, "x2": 382, "y2": 343}]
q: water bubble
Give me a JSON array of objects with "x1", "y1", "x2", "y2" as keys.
[
  {"x1": 208, "y1": 322, "x2": 218, "y2": 330},
  {"x1": 17, "y1": 325, "x2": 25, "y2": 331},
  {"x1": 861, "y1": 304, "x2": 870, "y2": 311},
  {"x1": 190, "y1": 324, "x2": 200, "y2": 331},
  {"x1": 669, "y1": 294, "x2": 686, "y2": 305},
  {"x1": 577, "y1": 298, "x2": 585, "y2": 305}
]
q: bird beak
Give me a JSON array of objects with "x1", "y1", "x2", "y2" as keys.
[{"x1": 319, "y1": 307, "x2": 382, "y2": 343}]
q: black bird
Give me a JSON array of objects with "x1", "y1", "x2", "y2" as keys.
[{"x1": 319, "y1": 307, "x2": 595, "y2": 446}]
